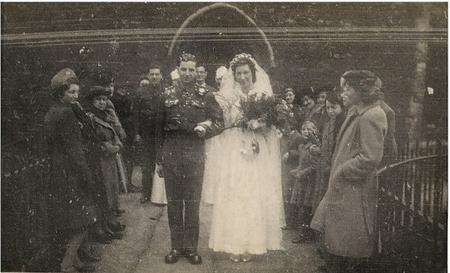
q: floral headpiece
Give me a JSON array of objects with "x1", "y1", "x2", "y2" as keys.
[
  {"x1": 179, "y1": 52, "x2": 197, "y2": 63},
  {"x1": 230, "y1": 53, "x2": 256, "y2": 68}
]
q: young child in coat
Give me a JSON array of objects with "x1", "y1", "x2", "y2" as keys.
[
  {"x1": 312, "y1": 89, "x2": 345, "y2": 212},
  {"x1": 286, "y1": 120, "x2": 321, "y2": 243}
]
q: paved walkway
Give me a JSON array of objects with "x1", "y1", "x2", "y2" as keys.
[{"x1": 91, "y1": 193, "x2": 323, "y2": 273}]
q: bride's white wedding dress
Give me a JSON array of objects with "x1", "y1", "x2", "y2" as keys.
[
  {"x1": 207, "y1": 60, "x2": 284, "y2": 255},
  {"x1": 202, "y1": 92, "x2": 229, "y2": 205}
]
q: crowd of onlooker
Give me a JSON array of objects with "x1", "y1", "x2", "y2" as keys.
[
  {"x1": 43, "y1": 56, "x2": 397, "y2": 273},
  {"x1": 276, "y1": 70, "x2": 398, "y2": 273}
]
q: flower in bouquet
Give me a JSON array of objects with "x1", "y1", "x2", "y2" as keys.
[
  {"x1": 240, "y1": 92, "x2": 277, "y2": 130},
  {"x1": 237, "y1": 92, "x2": 277, "y2": 157}
]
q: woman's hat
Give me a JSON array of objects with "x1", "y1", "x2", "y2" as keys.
[
  {"x1": 83, "y1": 63, "x2": 114, "y2": 87},
  {"x1": 50, "y1": 68, "x2": 78, "y2": 91}
]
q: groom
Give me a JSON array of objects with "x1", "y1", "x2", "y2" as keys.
[{"x1": 159, "y1": 53, "x2": 223, "y2": 264}]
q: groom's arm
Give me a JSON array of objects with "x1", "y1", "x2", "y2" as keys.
[{"x1": 198, "y1": 92, "x2": 224, "y2": 139}]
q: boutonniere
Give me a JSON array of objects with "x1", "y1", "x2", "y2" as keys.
[
  {"x1": 165, "y1": 98, "x2": 179, "y2": 107},
  {"x1": 191, "y1": 100, "x2": 204, "y2": 108},
  {"x1": 198, "y1": 87, "x2": 207, "y2": 96}
]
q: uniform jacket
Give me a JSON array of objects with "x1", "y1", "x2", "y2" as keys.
[
  {"x1": 311, "y1": 102, "x2": 387, "y2": 258},
  {"x1": 161, "y1": 81, "x2": 223, "y2": 138},
  {"x1": 159, "y1": 81, "x2": 224, "y2": 177},
  {"x1": 43, "y1": 102, "x2": 98, "y2": 230},
  {"x1": 197, "y1": 82, "x2": 217, "y2": 94}
]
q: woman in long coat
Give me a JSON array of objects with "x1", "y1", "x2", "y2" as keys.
[
  {"x1": 44, "y1": 68, "x2": 99, "y2": 271},
  {"x1": 311, "y1": 70, "x2": 387, "y2": 271},
  {"x1": 83, "y1": 86, "x2": 125, "y2": 238}
]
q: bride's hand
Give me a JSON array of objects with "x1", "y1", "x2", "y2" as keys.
[
  {"x1": 248, "y1": 119, "x2": 266, "y2": 130},
  {"x1": 194, "y1": 125, "x2": 207, "y2": 137}
]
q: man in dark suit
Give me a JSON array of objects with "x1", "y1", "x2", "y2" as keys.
[
  {"x1": 374, "y1": 76, "x2": 398, "y2": 166},
  {"x1": 132, "y1": 63, "x2": 165, "y2": 203},
  {"x1": 195, "y1": 63, "x2": 217, "y2": 94},
  {"x1": 159, "y1": 53, "x2": 223, "y2": 265}
]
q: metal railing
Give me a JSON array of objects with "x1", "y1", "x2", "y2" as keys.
[{"x1": 375, "y1": 140, "x2": 447, "y2": 273}]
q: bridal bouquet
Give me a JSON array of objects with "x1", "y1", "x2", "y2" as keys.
[
  {"x1": 240, "y1": 92, "x2": 277, "y2": 130},
  {"x1": 238, "y1": 92, "x2": 278, "y2": 157}
]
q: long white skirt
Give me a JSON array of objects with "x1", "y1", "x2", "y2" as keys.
[
  {"x1": 208, "y1": 127, "x2": 285, "y2": 255},
  {"x1": 202, "y1": 134, "x2": 226, "y2": 204}
]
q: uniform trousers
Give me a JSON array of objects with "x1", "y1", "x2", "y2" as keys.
[
  {"x1": 162, "y1": 133, "x2": 204, "y2": 251},
  {"x1": 136, "y1": 137, "x2": 159, "y2": 198}
]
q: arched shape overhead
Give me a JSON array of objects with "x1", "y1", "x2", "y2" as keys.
[{"x1": 168, "y1": 3, "x2": 275, "y2": 68}]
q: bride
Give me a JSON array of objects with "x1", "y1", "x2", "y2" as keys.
[{"x1": 207, "y1": 53, "x2": 285, "y2": 262}]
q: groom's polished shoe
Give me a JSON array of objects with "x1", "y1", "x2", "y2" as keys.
[
  {"x1": 165, "y1": 249, "x2": 182, "y2": 264},
  {"x1": 184, "y1": 249, "x2": 202, "y2": 265}
]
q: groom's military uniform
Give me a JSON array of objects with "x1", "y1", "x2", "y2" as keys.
[{"x1": 159, "y1": 81, "x2": 223, "y2": 252}]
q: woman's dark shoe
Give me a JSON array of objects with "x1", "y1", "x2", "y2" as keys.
[
  {"x1": 165, "y1": 249, "x2": 182, "y2": 264},
  {"x1": 78, "y1": 248, "x2": 101, "y2": 263},
  {"x1": 105, "y1": 228, "x2": 124, "y2": 240},
  {"x1": 109, "y1": 222, "x2": 126, "y2": 232},
  {"x1": 184, "y1": 250, "x2": 202, "y2": 265},
  {"x1": 92, "y1": 230, "x2": 112, "y2": 244}
]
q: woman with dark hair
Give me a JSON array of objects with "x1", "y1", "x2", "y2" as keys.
[
  {"x1": 44, "y1": 68, "x2": 100, "y2": 272},
  {"x1": 208, "y1": 54, "x2": 284, "y2": 262},
  {"x1": 311, "y1": 70, "x2": 387, "y2": 272},
  {"x1": 82, "y1": 86, "x2": 126, "y2": 242}
]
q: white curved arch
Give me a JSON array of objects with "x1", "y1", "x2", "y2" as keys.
[{"x1": 168, "y1": 3, "x2": 275, "y2": 68}]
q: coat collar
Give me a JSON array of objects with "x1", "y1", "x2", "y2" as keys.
[
  {"x1": 333, "y1": 102, "x2": 378, "y2": 162},
  {"x1": 334, "y1": 104, "x2": 366, "y2": 153},
  {"x1": 348, "y1": 102, "x2": 377, "y2": 117},
  {"x1": 91, "y1": 114, "x2": 114, "y2": 131}
]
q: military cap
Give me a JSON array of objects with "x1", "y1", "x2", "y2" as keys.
[{"x1": 50, "y1": 68, "x2": 78, "y2": 92}]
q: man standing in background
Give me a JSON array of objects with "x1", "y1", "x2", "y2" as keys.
[
  {"x1": 196, "y1": 63, "x2": 217, "y2": 94},
  {"x1": 133, "y1": 63, "x2": 165, "y2": 204}
]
